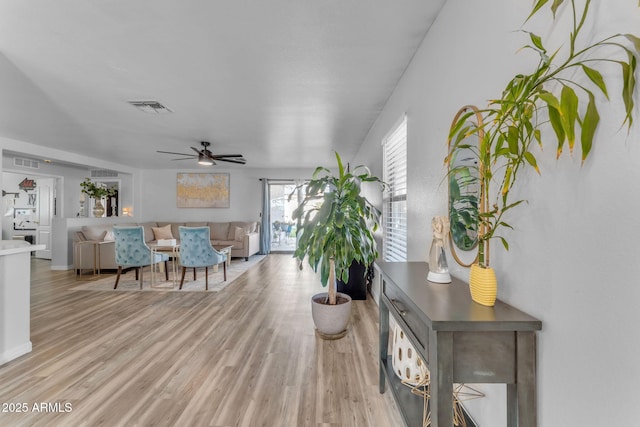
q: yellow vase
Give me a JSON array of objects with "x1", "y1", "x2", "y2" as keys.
[{"x1": 469, "y1": 264, "x2": 497, "y2": 307}]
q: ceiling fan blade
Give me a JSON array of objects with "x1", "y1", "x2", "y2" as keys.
[
  {"x1": 157, "y1": 150, "x2": 195, "y2": 157},
  {"x1": 171, "y1": 157, "x2": 197, "y2": 161},
  {"x1": 216, "y1": 158, "x2": 247, "y2": 164},
  {"x1": 210, "y1": 154, "x2": 244, "y2": 158},
  {"x1": 191, "y1": 147, "x2": 203, "y2": 155}
]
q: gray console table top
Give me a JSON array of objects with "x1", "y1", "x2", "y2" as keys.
[{"x1": 375, "y1": 261, "x2": 541, "y2": 332}]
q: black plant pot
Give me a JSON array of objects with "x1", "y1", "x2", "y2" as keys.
[{"x1": 336, "y1": 261, "x2": 368, "y2": 300}]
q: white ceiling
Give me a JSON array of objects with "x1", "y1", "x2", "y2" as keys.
[{"x1": 0, "y1": 0, "x2": 445, "y2": 170}]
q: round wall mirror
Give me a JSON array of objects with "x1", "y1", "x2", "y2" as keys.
[{"x1": 447, "y1": 105, "x2": 483, "y2": 266}]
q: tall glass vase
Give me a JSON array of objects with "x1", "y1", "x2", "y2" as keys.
[{"x1": 92, "y1": 200, "x2": 105, "y2": 217}]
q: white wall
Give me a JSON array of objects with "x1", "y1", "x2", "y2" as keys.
[
  {"x1": 355, "y1": 1, "x2": 640, "y2": 425},
  {"x1": 139, "y1": 167, "x2": 315, "y2": 223}
]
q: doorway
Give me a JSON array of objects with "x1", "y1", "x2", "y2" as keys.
[
  {"x1": 35, "y1": 177, "x2": 54, "y2": 259},
  {"x1": 268, "y1": 183, "x2": 298, "y2": 252},
  {"x1": 2, "y1": 173, "x2": 57, "y2": 260}
]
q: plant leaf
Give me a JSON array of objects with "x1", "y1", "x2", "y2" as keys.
[
  {"x1": 527, "y1": 0, "x2": 550, "y2": 21},
  {"x1": 580, "y1": 92, "x2": 600, "y2": 164},
  {"x1": 624, "y1": 34, "x2": 640, "y2": 54},
  {"x1": 581, "y1": 64, "x2": 609, "y2": 99},
  {"x1": 551, "y1": 0, "x2": 565, "y2": 17},
  {"x1": 507, "y1": 126, "x2": 519, "y2": 155},
  {"x1": 501, "y1": 166, "x2": 512, "y2": 196},
  {"x1": 335, "y1": 151, "x2": 344, "y2": 178},
  {"x1": 560, "y1": 85, "x2": 579, "y2": 153},
  {"x1": 534, "y1": 129, "x2": 542, "y2": 149},
  {"x1": 499, "y1": 236, "x2": 510, "y2": 251},
  {"x1": 538, "y1": 90, "x2": 561, "y2": 110},
  {"x1": 529, "y1": 32, "x2": 546, "y2": 52},
  {"x1": 547, "y1": 106, "x2": 566, "y2": 157},
  {"x1": 620, "y1": 54, "x2": 637, "y2": 129},
  {"x1": 524, "y1": 151, "x2": 541, "y2": 174}
]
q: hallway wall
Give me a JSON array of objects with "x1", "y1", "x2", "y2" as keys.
[{"x1": 354, "y1": 1, "x2": 640, "y2": 425}]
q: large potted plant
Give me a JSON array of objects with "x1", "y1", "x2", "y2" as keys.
[
  {"x1": 447, "y1": 0, "x2": 639, "y2": 306},
  {"x1": 292, "y1": 151, "x2": 384, "y2": 339}
]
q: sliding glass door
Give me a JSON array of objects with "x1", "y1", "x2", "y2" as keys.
[{"x1": 268, "y1": 183, "x2": 298, "y2": 252}]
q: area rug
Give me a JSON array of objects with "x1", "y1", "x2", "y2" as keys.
[{"x1": 70, "y1": 255, "x2": 266, "y2": 292}]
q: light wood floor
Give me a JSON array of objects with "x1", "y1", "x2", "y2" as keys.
[{"x1": 0, "y1": 254, "x2": 403, "y2": 427}]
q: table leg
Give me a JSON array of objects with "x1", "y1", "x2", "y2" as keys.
[
  {"x1": 75, "y1": 242, "x2": 99, "y2": 279},
  {"x1": 96, "y1": 243, "x2": 101, "y2": 275},
  {"x1": 150, "y1": 249, "x2": 154, "y2": 286},
  {"x1": 507, "y1": 383, "x2": 517, "y2": 427},
  {"x1": 517, "y1": 331, "x2": 537, "y2": 427},
  {"x1": 379, "y1": 293, "x2": 389, "y2": 393},
  {"x1": 430, "y1": 330, "x2": 454, "y2": 427}
]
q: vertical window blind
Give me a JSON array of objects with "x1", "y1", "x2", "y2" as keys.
[{"x1": 382, "y1": 116, "x2": 407, "y2": 262}]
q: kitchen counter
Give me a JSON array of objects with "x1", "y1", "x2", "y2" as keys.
[{"x1": 0, "y1": 240, "x2": 45, "y2": 365}]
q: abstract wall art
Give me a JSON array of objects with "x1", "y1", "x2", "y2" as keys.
[{"x1": 176, "y1": 173, "x2": 230, "y2": 208}]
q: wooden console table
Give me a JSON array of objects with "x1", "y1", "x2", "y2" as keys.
[{"x1": 376, "y1": 262, "x2": 542, "y2": 427}]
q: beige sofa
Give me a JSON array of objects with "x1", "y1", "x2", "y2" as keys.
[{"x1": 74, "y1": 221, "x2": 260, "y2": 272}]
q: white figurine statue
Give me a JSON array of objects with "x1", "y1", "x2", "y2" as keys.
[{"x1": 427, "y1": 216, "x2": 451, "y2": 283}]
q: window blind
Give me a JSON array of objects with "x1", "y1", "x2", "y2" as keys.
[{"x1": 382, "y1": 116, "x2": 407, "y2": 262}]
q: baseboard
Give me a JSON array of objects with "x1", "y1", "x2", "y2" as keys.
[
  {"x1": 0, "y1": 342, "x2": 32, "y2": 366},
  {"x1": 51, "y1": 264, "x2": 73, "y2": 271}
]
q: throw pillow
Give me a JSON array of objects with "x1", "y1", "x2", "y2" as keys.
[
  {"x1": 103, "y1": 230, "x2": 115, "y2": 242},
  {"x1": 152, "y1": 224, "x2": 174, "y2": 240},
  {"x1": 82, "y1": 225, "x2": 110, "y2": 241},
  {"x1": 234, "y1": 226, "x2": 248, "y2": 241}
]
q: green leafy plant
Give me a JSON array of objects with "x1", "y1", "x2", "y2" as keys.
[
  {"x1": 446, "y1": 0, "x2": 639, "y2": 268},
  {"x1": 291, "y1": 152, "x2": 384, "y2": 305},
  {"x1": 80, "y1": 178, "x2": 116, "y2": 199}
]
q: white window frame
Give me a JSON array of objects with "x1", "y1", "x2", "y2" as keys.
[{"x1": 382, "y1": 115, "x2": 408, "y2": 262}]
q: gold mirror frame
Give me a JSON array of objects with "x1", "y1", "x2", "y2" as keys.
[{"x1": 447, "y1": 105, "x2": 484, "y2": 267}]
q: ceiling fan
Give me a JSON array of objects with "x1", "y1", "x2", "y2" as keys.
[{"x1": 157, "y1": 141, "x2": 247, "y2": 166}]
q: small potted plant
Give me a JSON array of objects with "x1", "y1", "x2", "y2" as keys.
[
  {"x1": 291, "y1": 152, "x2": 384, "y2": 338},
  {"x1": 80, "y1": 178, "x2": 116, "y2": 217},
  {"x1": 446, "y1": 0, "x2": 639, "y2": 306}
]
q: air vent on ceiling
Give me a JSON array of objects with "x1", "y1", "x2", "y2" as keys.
[
  {"x1": 14, "y1": 157, "x2": 40, "y2": 169},
  {"x1": 91, "y1": 169, "x2": 119, "y2": 178},
  {"x1": 128, "y1": 100, "x2": 173, "y2": 114}
]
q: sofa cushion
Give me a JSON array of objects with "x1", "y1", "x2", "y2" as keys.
[
  {"x1": 186, "y1": 222, "x2": 207, "y2": 227},
  {"x1": 157, "y1": 222, "x2": 184, "y2": 240},
  {"x1": 152, "y1": 224, "x2": 174, "y2": 240},
  {"x1": 209, "y1": 222, "x2": 230, "y2": 240},
  {"x1": 140, "y1": 222, "x2": 158, "y2": 242},
  {"x1": 227, "y1": 222, "x2": 253, "y2": 240},
  {"x1": 82, "y1": 225, "x2": 113, "y2": 241}
]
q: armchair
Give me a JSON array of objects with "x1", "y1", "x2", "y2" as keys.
[
  {"x1": 178, "y1": 226, "x2": 227, "y2": 290},
  {"x1": 113, "y1": 226, "x2": 169, "y2": 289}
]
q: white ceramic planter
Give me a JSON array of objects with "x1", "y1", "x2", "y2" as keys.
[{"x1": 311, "y1": 292, "x2": 352, "y2": 338}]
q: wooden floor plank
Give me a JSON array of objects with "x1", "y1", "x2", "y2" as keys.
[{"x1": 0, "y1": 254, "x2": 403, "y2": 426}]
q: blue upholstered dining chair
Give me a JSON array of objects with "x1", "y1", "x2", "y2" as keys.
[
  {"x1": 178, "y1": 226, "x2": 227, "y2": 290},
  {"x1": 113, "y1": 226, "x2": 169, "y2": 289}
]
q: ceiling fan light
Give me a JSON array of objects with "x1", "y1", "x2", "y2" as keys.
[{"x1": 198, "y1": 154, "x2": 213, "y2": 166}]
